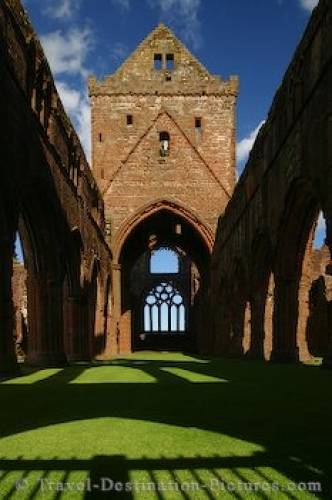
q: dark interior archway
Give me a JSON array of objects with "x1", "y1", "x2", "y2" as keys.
[{"x1": 119, "y1": 208, "x2": 211, "y2": 352}]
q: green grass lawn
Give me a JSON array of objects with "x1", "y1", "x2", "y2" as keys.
[{"x1": 0, "y1": 352, "x2": 331, "y2": 499}]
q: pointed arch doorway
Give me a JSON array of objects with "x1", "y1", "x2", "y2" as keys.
[{"x1": 114, "y1": 202, "x2": 212, "y2": 353}]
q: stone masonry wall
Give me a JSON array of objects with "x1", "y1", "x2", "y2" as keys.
[{"x1": 89, "y1": 23, "x2": 238, "y2": 241}]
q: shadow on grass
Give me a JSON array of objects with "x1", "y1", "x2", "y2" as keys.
[
  {"x1": 0, "y1": 453, "x2": 325, "y2": 499},
  {"x1": 0, "y1": 356, "x2": 331, "y2": 497}
]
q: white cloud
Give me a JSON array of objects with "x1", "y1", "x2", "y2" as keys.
[
  {"x1": 40, "y1": 0, "x2": 201, "y2": 160},
  {"x1": 299, "y1": 0, "x2": 318, "y2": 12},
  {"x1": 76, "y1": 93, "x2": 91, "y2": 162},
  {"x1": 56, "y1": 80, "x2": 91, "y2": 161},
  {"x1": 110, "y1": 42, "x2": 128, "y2": 62},
  {"x1": 152, "y1": 0, "x2": 202, "y2": 49},
  {"x1": 44, "y1": 0, "x2": 81, "y2": 19},
  {"x1": 41, "y1": 27, "x2": 93, "y2": 78},
  {"x1": 40, "y1": 25, "x2": 93, "y2": 160},
  {"x1": 40, "y1": 22, "x2": 94, "y2": 161},
  {"x1": 56, "y1": 81, "x2": 81, "y2": 112},
  {"x1": 237, "y1": 121, "x2": 265, "y2": 164},
  {"x1": 112, "y1": 0, "x2": 131, "y2": 9},
  {"x1": 114, "y1": 0, "x2": 202, "y2": 49}
]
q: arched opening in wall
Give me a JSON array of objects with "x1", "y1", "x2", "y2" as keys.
[
  {"x1": 3, "y1": 188, "x2": 82, "y2": 369},
  {"x1": 119, "y1": 207, "x2": 211, "y2": 352},
  {"x1": 4, "y1": 183, "x2": 74, "y2": 368},
  {"x1": 304, "y1": 211, "x2": 330, "y2": 360},
  {"x1": 145, "y1": 248, "x2": 185, "y2": 333},
  {"x1": 12, "y1": 230, "x2": 28, "y2": 362},
  {"x1": 14, "y1": 208, "x2": 61, "y2": 366},
  {"x1": 272, "y1": 181, "x2": 325, "y2": 363},
  {"x1": 11, "y1": 211, "x2": 43, "y2": 366},
  {"x1": 10, "y1": 205, "x2": 62, "y2": 367}
]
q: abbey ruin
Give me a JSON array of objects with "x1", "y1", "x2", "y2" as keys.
[{"x1": 1, "y1": 0, "x2": 332, "y2": 373}]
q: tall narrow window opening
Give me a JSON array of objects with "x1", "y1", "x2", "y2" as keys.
[
  {"x1": 195, "y1": 117, "x2": 202, "y2": 130},
  {"x1": 154, "y1": 54, "x2": 162, "y2": 70},
  {"x1": 166, "y1": 54, "x2": 174, "y2": 70},
  {"x1": 159, "y1": 131, "x2": 170, "y2": 156}
]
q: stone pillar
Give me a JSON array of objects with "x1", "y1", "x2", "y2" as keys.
[
  {"x1": 105, "y1": 263, "x2": 121, "y2": 357},
  {"x1": 112, "y1": 262, "x2": 132, "y2": 355},
  {"x1": 64, "y1": 295, "x2": 88, "y2": 362},
  {"x1": 211, "y1": 298, "x2": 222, "y2": 355},
  {"x1": 247, "y1": 292, "x2": 265, "y2": 359},
  {"x1": 228, "y1": 303, "x2": 245, "y2": 357},
  {"x1": 264, "y1": 278, "x2": 274, "y2": 361},
  {"x1": 296, "y1": 277, "x2": 312, "y2": 362},
  {"x1": 322, "y1": 188, "x2": 332, "y2": 366},
  {"x1": 79, "y1": 294, "x2": 91, "y2": 360},
  {"x1": 270, "y1": 277, "x2": 299, "y2": 363},
  {"x1": 119, "y1": 310, "x2": 132, "y2": 354},
  {"x1": 212, "y1": 284, "x2": 232, "y2": 355},
  {"x1": 27, "y1": 275, "x2": 67, "y2": 366},
  {"x1": 0, "y1": 234, "x2": 19, "y2": 375},
  {"x1": 322, "y1": 269, "x2": 332, "y2": 368}
]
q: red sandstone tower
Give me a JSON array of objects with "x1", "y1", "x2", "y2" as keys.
[{"x1": 88, "y1": 23, "x2": 238, "y2": 354}]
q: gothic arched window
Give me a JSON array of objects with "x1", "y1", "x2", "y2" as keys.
[{"x1": 143, "y1": 281, "x2": 186, "y2": 333}]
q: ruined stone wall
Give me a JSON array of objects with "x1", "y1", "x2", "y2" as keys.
[
  {"x1": 0, "y1": 0, "x2": 113, "y2": 369},
  {"x1": 88, "y1": 24, "x2": 238, "y2": 354},
  {"x1": 100, "y1": 108, "x2": 232, "y2": 234},
  {"x1": 90, "y1": 93, "x2": 236, "y2": 202},
  {"x1": 89, "y1": 24, "x2": 238, "y2": 241},
  {"x1": 305, "y1": 245, "x2": 331, "y2": 357},
  {"x1": 209, "y1": 0, "x2": 332, "y2": 364},
  {"x1": 1, "y1": 0, "x2": 112, "y2": 280}
]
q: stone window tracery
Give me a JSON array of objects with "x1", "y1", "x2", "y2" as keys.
[{"x1": 143, "y1": 281, "x2": 186, "y2": 333}]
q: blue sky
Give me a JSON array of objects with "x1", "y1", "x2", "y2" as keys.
[
  {"x1": 16, "y1": 0, "x2": 324, "y2": 259},
  {"x1": 22, "y1": 0, "x2": 318, "y2": 168}
]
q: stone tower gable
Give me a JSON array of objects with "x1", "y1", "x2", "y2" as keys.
[
  {"x1": 113, "y1": 23, "x2": 210, "y2": 80},
  {"x1": 88, "y1": 24, "x2": 237, "y2": 96},
  {"x1": 104, "y1": 111, "x2": 230, "y2": 235}
]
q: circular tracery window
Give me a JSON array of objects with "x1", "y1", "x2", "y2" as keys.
[{"x1": 144, "y1": 281, "x2": 185, "y2": 333}]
